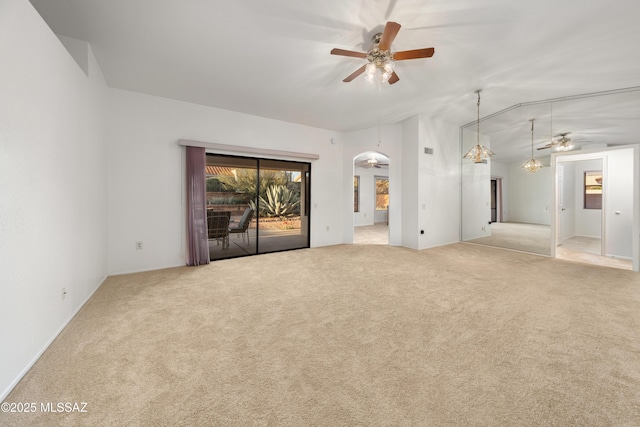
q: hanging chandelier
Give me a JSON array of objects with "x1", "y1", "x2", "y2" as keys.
[
  {"x1": 522, "y1": 119, "x2": 544, "y2": 173},
  {"x1": 463, "y1": 89, "x2": 494, "y2": 163}
]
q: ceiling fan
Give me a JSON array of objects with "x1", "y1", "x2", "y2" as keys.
[
  {"x1": 357, "y1": 158, "x2": 389, "y2": 168},
  {"x1": 537, "y1": 132, "x2": 575, "y2": 152},
  {"x1": 330, "y1": 21, "x2": 435, "y2": 85}
]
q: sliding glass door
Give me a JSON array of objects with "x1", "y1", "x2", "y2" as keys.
[
  {"x1": 257, "y1": 159, "x2": 310, "y2": 254},
  {"x1": 206, "y1": 154, "x2": 310, "y2": 260}
]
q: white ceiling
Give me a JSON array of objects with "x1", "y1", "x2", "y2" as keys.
[
  {"x1": 28, "y1": 0, "x2": 640, "y2": 148},
  {"x1": 464, "y1": 87, "x2": 640, "y2": 163}
]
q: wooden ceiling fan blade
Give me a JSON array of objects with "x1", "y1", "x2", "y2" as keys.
[
  {"x1": 537, "y1": 145, "x2": 552, "y2": 150},
  {"x1": 379, "y1": 21, "x2": 401, "y2": 50},
  {"x1": 343, "y1": 65, "x2": 366, "y2": 82},
  {"x1": 330, "y1": 48, "x2": 367, "y2": 59},
  {"x1": 394, "y1": 47, "x2": 435, "y2": 60},
  {"x1": 388, "y1": 71, "x2": 399, "y2": 84}
]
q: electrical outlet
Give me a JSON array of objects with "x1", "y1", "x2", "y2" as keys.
[
  {"x1": 61, "y1": 287, "x2": 67, "y2": 300},
  {"x1": 136, "y1": 241, "x2": 143, "y2": 250}
]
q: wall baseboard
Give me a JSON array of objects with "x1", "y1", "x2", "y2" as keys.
[
  {"x1": 108, "y1": 263, "x2": 187, "y2": 277},
  {"x1": 605, "y1": 254, "x2": 633, "y2": 261},
  {"x1": 573, "y1": 234, "x2": 602, "y2": 239},
  {"x1": 0, "y1": 274, "x2": 108, "y2": 402}
]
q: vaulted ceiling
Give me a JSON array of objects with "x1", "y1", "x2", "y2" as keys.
[{"x1": 29, "y1": 0, "x2": 640, "y2": 150}]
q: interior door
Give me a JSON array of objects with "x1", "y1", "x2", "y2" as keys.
[
  {"x1": 557, "y1": 164, "x2": 566, "y2": 243},
  {"x1": 490, "y1": 179, "x2": 497, "y2": 223}
]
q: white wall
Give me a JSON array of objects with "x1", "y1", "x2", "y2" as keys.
[
  {"x1": 417, "y1": 115, "x2": 461, "y2": 249},
  {"x1": 344, "y1": 114, "x2": 460, "y2": 250},
  {"x1": 342, "y1": 124, "x2": 403, "y2": 245},
  {"x1": 0, "y1": 0, "x2": 108, "y2": 400},
  {"x1": 461, "y1": 130, "x2": 492, "y2": 240},
  {"x1": 107, "y1": 89, "x2": 343, "y2": 274},
  {"x1": 605, "y1": 148, "x2": 633, "y2": 258},
  {"x1": 507, "y1": 161, "x2": 552, "y2": 225},
  {"x1": 401, "y1": 116, "x2": 421, "y2": 249}
]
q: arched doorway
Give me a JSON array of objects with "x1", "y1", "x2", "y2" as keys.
[{"x1": 353, "y1": 151, "x2": 390, "y2": 245}]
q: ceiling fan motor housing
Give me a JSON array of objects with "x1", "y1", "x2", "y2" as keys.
[{"x1": 367, "y1": 33, "x2": 393, "y2": 67}]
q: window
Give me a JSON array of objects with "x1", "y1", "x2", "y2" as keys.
[
  {"x1": 375, "y1": 178, "x2": 389, "y2": 211},
  {"x1": 584, "y1": 171, "x2": 602, "y2": 209},
  {"x1": 354, "y1": 176, "x2": 360, "y2": 212}
]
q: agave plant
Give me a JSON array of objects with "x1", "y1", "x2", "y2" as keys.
[
  {"x1": 258, "y1": 185, "x2": 300, "y2": 218},
  {"x1": 217, "y1": 169, "x2": 289, "y2": 203}
]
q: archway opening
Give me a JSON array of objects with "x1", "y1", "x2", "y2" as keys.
[{"x1": 353, "y1": 151, "x2": 390, "y2": 245}]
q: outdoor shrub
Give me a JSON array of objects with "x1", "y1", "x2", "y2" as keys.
[{"x1": 258, "y1": 185, "x2": 300, "y2": 217}]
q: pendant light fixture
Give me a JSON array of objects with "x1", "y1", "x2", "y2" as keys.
[
  {"x1": 522, "y1": 119, "x2": 544, "y2": 173},
  {"x1": 463, "y1": 89, "x2": 494, "y2": 163}
]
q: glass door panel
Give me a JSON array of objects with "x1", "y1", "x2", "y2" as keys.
[
  {"x1": 206, "y1": 154, "x2": 258, "y2": 260},
  {"x1": 257, "y1": 159, "x2": 310, "y2": 254}
]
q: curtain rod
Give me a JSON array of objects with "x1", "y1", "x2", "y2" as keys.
[{"x1": 178, "y1": 139, "x2": 320, "y2": 160}]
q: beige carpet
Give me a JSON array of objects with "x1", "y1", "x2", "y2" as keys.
[
  {"x1": 557, "y1": 236, "x2": 632, "y2": 271},
  {"x1": 3, "y1": 243, "x2": 640, "y2": 426},
  {"x1": 354, "y1": 223, "x2": 388, "y2": 245},
  {"x1": 467, "y1": 222, "x2": 551, "y2": 256}
]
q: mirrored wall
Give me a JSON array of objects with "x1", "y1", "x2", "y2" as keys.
[{"x1": 461, "y1": 87, "x2": 640, "y2": 257}]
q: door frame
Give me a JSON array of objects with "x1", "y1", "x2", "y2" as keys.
[
  {"x1": 551, "y1": 145, "x2": 639, "y2": 271},
  {"x1": 553, "y1": 152, "x2": 606, "y2": 258},
  {"x1": 490, "y1": 177, "x2": 503, "y2": 223}
]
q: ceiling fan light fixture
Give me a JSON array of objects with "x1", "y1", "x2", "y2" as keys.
[
  {"x1": 365, "y1": 63, "x2": 376, "y2": 76},
  {"x1": 330, "y1": 22, "x2": 434, "y2": 85},
  {"x1": 555, "y1": 140, "x2": 574, "y2": 151},
  {"x1": 463, "y1": 89, "x2": 494, "y2": 163},
  {"x1": 381, "y1": 62, "x2": 394, "y2": 82},
  {"x1": 365, "y1": 63, "x2": 376, "y2": 82}
]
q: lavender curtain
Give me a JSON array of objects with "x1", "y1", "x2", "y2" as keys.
[{"x1": 186, "y1": 146, "x2": 209, "y2": 266}]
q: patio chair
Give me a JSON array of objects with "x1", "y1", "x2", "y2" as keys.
[
  {"x1": 229, "y1": 208, "x2": 254, "y2": 244},
  {"x1": 207, "y1": 210, "x2": 230, "y2": 249}
]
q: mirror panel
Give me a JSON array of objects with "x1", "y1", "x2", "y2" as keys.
[{"x1": 461, "y1": 87, "x2": 640, "y2": 256}]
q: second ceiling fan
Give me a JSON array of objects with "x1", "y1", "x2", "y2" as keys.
[
  {"x1": 331, "y1": 21, "x2": 435, "y2": 85},
  {"x1": 537, "y1": 132, "x2": 575, "y2": 151}
]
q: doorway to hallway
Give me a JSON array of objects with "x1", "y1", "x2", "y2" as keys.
[{"x1": 353, "y1": 151, "x2": 390, "y2": 245}]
